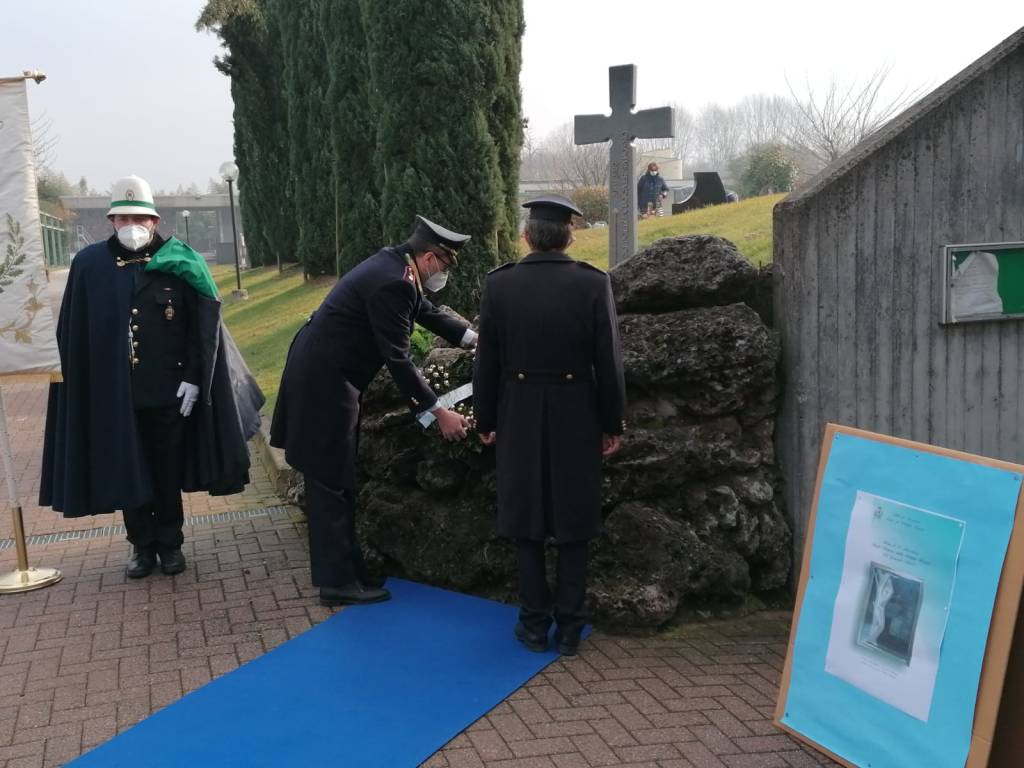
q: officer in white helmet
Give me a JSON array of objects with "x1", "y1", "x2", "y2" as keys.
[{"x1": 40, "y1": 175, "x2": 262, "y2": 580}]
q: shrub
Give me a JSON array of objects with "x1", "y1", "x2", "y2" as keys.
[
  {"x1": 572, "y1": 185, "x2": 609, "y2": 224},
  {"x1": 739, "y1": 144, "x2": 798, "y2": 198},
  {"x1": 410, "y1": 327, "x2": 433, "y2": 364}
]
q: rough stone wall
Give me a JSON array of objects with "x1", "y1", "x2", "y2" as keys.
[{"x1": 351, "y1": 234, "x2": 789, "y2": 629}]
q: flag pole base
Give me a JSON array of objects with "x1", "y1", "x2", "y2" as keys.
[{"x1": 0, "y1": 566, "x2": 62, "y2": 594}]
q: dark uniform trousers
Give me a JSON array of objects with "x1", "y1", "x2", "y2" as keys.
[
  {"x1": 516, "y1": 540, "x2": 588, "y2": 638},
  {"x1": 305, "y1": 477, "x2": 368, "y2": 587},
  {"x1": 515, "y1": 397, "x2": 590, "y2": 641},
  {"x1": 123, "y1": 407, "x2": 186, "y2": 550},
  {"x1": 115, "y1": 233, "x2": 199, "y2": 553}
]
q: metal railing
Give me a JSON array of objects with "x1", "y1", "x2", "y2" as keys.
[{"x1": 39, "y1": 213, "x2": 69, "y2": 267}]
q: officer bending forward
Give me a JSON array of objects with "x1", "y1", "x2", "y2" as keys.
[{"x1": 271, "y1": 216, "x2": 476, "y2": 606}]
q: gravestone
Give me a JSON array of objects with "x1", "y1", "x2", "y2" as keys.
[{"x1": 574, "y1": 64, "x2": 674, "y2": 268}]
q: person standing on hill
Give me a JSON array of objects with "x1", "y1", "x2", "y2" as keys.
[{"x1": 637, "y1": 161, "x2": 670, "y2": 215}]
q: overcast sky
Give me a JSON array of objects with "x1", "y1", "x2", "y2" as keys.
[{"x1": 1, "y1": 1, "x2": 1020, "y2": 192}]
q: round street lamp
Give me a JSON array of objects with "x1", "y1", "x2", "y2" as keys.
[
  {"x1": 219, "y1": 161, "x2": 246, "y2": 300},
  {"x1": 181, "y1": 209, "x2": 191, "y2": 247}
]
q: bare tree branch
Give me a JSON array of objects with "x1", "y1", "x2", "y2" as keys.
[
  {"x1": 526, "y1": 122, "x2": 607, "y2": 188},
  {"x1": 31, "y1": 113, "x2": 58, "y2": 170},
  {"x1": 735, "y1": 95, "x2": 801, "y2": 148},
  {"x1": 694, "y1": 104, "x2": 744, "y2": 169},
  {"x1": 785, "y1": 67, "x2": 925, "y2": 170}
]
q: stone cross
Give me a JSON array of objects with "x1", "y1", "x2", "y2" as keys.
[{"x1": 574, "y1": 65, "x2": 674, "y2": 268}]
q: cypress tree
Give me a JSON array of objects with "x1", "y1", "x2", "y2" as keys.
[
  {"x1": 270, "y1": 0, "x2": 336, "y2": 277},
  {"x1": 198, "y1": 0, "x2": 297, "y2": 268},
  {"x1": 320, "y1": 0, "x2": 380, "y2": 274},
  {"x1": 205, "y1": 0, "x2": 524, "y2": 295},
  {"x1": 483, "y1": 0, "x2": 526, "y2": 267},
  {"x1": 360, "y1": 0, "x2": 523, "y2": 315}
]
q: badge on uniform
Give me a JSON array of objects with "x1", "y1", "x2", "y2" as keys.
[
  {"x1": 164, "y1": 303, "x2": 175, "y2": 321},
  {"x1": 403, "y1": 266, "x2": 416, "y2": 285}
]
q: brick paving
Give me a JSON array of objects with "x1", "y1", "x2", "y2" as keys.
[
  {"x1": 0, "y1": 271, "x2": 839, "y2": 767},
  {"x1": 426, "y1": 620, "x2": 840, "y2": 768},
  {"x1": 1, "y1": 475, "x2": 839, "y2": 768},
  {"x1": 0, "y1": 506, "x2": 322, "y2": 768},
  {"x1": 0, "y1": 506, "x2": 839, "y2": 768}
]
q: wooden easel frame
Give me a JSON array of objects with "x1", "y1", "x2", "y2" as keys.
[{"x1": 774, "y1": 423, "x2": 1024, "y2": 768}]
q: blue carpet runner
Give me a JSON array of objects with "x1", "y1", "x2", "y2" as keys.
[{"x1": 69, "y1": 579, "x2": 570, "y2": 767}]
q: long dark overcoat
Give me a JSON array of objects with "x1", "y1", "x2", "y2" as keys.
[
  {"x1": 39, "y1": 238, "x2": 262, "y2": 517},
  {"x1": 473, "y1": 251, "x2": 626, "y2": 543},
  {"x1": 270, "y1": 245, "x2": 468, "y2": 487}
]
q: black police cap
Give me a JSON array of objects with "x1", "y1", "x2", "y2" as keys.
[
  {"x1": 413, "y1": 215, "x2": 471, "y2": 265},
  {"x1": 522, "y1": 194, "x2": 583, "y2": 223}
]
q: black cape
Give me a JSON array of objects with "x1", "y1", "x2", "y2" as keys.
[{"x1": 39, "y1": 239, "x2": 265, "y2": 518}]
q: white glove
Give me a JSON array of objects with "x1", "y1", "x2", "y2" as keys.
[
  {"x1": 176, "y1": 381, "x2": 200, "y2": 417},
  {"x1": 460, "y1": 328, "x2": 478, "y2": 348}
]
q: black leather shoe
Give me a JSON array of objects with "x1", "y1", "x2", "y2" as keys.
[
  {"x1": 320, "y1": 582, "x2": 391, "y2": 606},
  {"x1": 554, "y1": 627, "x2": 583, "y2": 657},
  {"x1": 158, "y1": 548, "x2": 187, "y2": 575},
  {"x1": 126, "y1": 546, "x2": 157, "y2": 579},
  {"x1": 514, "y1": 622, "x2": 548, "y2": 653}
]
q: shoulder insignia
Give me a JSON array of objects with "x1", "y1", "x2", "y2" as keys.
[
  {"x1": 577, "y1": 261, "x2": 607, "y2": 274},
  {"x1": 403, "y1": 265, "x2": 417, "y2": 285},
  {"x1": 487, "y1": 262, "x2": 515, "y2": 275}
]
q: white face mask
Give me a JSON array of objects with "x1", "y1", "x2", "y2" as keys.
[
  {"x1": 117, "y1": 224, "x2": 152, "y2": 251},
  {"x1": 424, "y1": 269, "x2": 449, "y2": 292},
  {"x1": 650, "y1": 170, "x2": 659, "y2": 176}
]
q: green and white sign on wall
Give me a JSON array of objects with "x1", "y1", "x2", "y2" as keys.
[{"x1": 942, "y1": 241, "x2": 1024, "y2": 324}]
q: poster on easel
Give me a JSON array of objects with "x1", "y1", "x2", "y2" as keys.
[{"x1": 775, "y1": 424, "x2": 1024, "y2": 768}]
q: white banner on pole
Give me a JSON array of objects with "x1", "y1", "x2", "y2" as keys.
[{"x1": 0, "y1": 79, "x2": 59, "y2": 377}]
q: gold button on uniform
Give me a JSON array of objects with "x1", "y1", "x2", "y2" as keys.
[
  {"x1": 517, "y1": 373, "x2": 525, "y2": 380},
  {"x1": 131, "y1": 308, "x2": 139, "y2": 316},
  {"x1": 132, "y1": 357, "x2": 139, "y2": 365},
  {"x1": 131, "y1": 324, "x2": 139, "y2": 332},
  {"x1": 565, "y1": 373, "x2": 574, "y2": 381},
  {"x1": 132, "y1": 341, "x2": 139, "y2": 348}
]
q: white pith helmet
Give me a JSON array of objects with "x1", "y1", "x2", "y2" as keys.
[{"x1": 107, "y1": 174, "x2": 159, "y2": 218}]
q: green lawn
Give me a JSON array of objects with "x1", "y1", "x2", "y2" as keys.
[
  {"x1": 218, "y1": 193, "x2": 781, "y2": 414},
  {"x1": 562, "y1": 193, "x2": 784, "y2": 268},
  {"x1": 212, "y1": 265, "x2": 333, "y2": 415}
]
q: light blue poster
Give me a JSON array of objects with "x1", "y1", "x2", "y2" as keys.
[{"x1": 781, "y1": 431, "x2": 1022, "y2": 768}]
